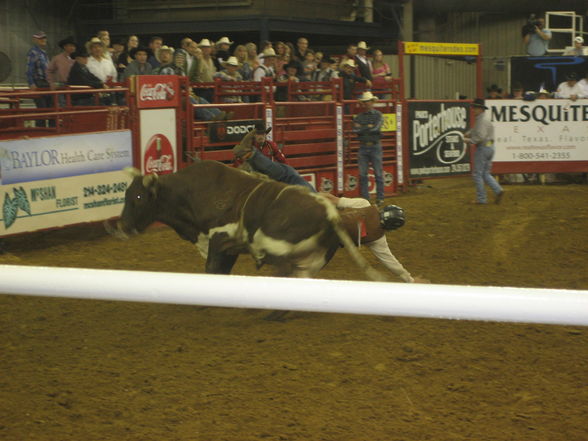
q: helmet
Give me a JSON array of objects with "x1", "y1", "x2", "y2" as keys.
[{"x1": 380, "y1": 205, "x2": 405, "y2": 230}]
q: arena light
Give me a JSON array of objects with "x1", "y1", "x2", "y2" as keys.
[{"x1": 1, "y1": 264, "x2": 587, "y2": 326}]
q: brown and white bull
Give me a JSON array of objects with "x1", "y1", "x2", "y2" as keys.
[{"x1": 106, "y1": 159, "x2": 384, "y2": 280}]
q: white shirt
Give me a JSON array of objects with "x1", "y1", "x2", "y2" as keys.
[
  {"x1": 87, "y1": 56, "x2": 117, "y2": 82},
  {"x1": 577, "y1": 78, "x2": 588, "y2": 97},
  {"x1": 555, "y1": 80, "x2": 585, "y2": 99},
  {"x1": 336, "y1": 197, "x2": 414, "y2": 282}
]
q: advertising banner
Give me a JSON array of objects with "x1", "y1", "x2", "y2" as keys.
[
  {"x1": 408, "y1": 101, "x2": 471, "y2": 178},
  {"x1": 0, "y1": 130, "x2": 132, "y2": 185},
  {"x1": 139, "y1": 108, "x2": 177, "y2": 175},
  {"x1": 1, "y1": 170, "x2": 132, "y2": 236},
  {"x1": 135, "y1": 75, "x2": 180, "y2": 109},
  {"x1": 343, "y1": 165, "x2": 396, "y2": 198},
  {"x1": 490, "y1": 99, "x2": 588, "y2": 163},
  {"x1": 207, "y1": 119, "x2": 262, "y2": 143},
  {"x1": 404, "y1": 41, "x2": 479, "y2": 56}
]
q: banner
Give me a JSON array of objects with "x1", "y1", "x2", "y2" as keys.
[
  {"x1": 490, "y1": 99, "x2": 588, "y2": 163},
  {"x1": 135, "y1": 75, "x2": 180, "y2": 109},
  {"x1": 408, "y1": 101, "x2": 471, "y2": 178},
  {"x1": 208, "y1": 119, "x2": 262, "y2": 143},
  {"x1": 1, "y1": 170, "x2": 132, "y2": 236},
  {"x1": 510, "y1": 56, "x2": 588, "y2": 94},
  {"x1": 404, "y1": 41, "x2": 479, "y2": 56},
  {"x1": 139, "y1": 109, "x2": 177, "y2": 175},
  {"x1": 0, "y1": 130, "x2": 132, "y2": 185}
]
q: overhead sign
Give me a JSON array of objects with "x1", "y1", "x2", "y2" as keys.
[
  {"x1": 408, "y1": 101, "x2": 471, "y2": 178},
  {"x1": 404, "y1": 41, "x2": 479, "y2": 56}
]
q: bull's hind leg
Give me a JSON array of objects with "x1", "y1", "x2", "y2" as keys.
[{"x1": 290, "y1": 251, "x2": 329, "y2": 278}]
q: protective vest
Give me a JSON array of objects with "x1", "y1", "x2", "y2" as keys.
[{"x1": 338, "y1": 205, "x2": 384, "y2": 246}]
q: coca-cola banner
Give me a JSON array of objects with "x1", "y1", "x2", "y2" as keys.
[
  {"x1": 135, "y1": 75, "x2": 180, "y2": 109},
  {"x1": 408, "y1": 101, "x2": 471, "y2": 178},
  {"x1": 139, "y1": 109, "x2": 177, "y2": 174}
]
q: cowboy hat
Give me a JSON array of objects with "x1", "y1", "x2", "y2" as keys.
[
  {"x1": 359, "y1": 91, "x2": 378, "y2": 102},
  {"x1": 216, "y1": 36, "x2": 234, "y2": 46},
  {"x1": 58, "y1": 36, "x2": 76, "y2": 49},
  {"x1": 262, "y1": 48, "x2": 277, "y2": 58},
  {"x1": 33, "y1": 31, "x2": 47, "y2": 39},
  {"x1": 341, "y1": 58, "x2": 356, "y2": 68},
  {"x1": 158, "y1": 45, "x2": 175, "y2": 53},
  {"x1": 357, "y1": 41, "x2": 370, "y2": 50},
  {"x1": 198, "y1": 38, "x2": 212, "y2": 47},
  {"x1": 254, "y1": 121, "x2": 272, "y2": 134},
  {"x1": 471, "y1": 98, "x2": 488, "y2": 109},
  {"x1": 574, "y1": 36, "x2": 584, "y2": 44},
  {"x1": 222, "y1": 56, "x2": 241, "y2": 67}
]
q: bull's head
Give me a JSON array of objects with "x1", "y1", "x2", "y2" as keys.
[
  {"x1": 232, "y1": 129, "x2": 256, "y2": 159},
  {"x1": 105, "y1": 167, "x2": 159, "y2": 239}
]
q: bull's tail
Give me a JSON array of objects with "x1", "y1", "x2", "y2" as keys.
[
  {"x1": 314, "y1": 194, "x2": 388, "y2": 282},
  {"x1": 332, "y1": 220, "x2": 388, "y2": 282}
]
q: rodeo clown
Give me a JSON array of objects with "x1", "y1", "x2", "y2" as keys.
[
  {"x1": 233, "y1": 122, "x2": 316, "y2": 192},
  {"x1": 321, "y1": 192, "x2": 420, "y2": 283}
]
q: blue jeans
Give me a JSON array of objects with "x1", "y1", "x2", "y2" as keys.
[
  {"x1": 358, "y1": 143, "x2": 384, "y2": 201},
  {"x1": 191, "y1": 96, "x2": 221, "y2": 120},
  {"x1": 248, "y1": 150, "x2": 316, "y2": 192},
  {"x1": 473, "y1": 145, "x2": 502, "y2": 203}
]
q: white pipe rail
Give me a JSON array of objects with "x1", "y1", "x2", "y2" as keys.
[{"x1": 1, "y1": 265, "x2": 588, "y2": 326}]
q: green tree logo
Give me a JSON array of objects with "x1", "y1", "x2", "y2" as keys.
[{"x1": 3, "y1": 187, "x2": 31, "y2": 229}]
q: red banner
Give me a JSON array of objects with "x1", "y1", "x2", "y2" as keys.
[{"x1": 135, "y1": 75, "x2": 180, "y2": 109}]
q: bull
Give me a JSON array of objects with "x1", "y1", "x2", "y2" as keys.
[{"x1": 106, "y1": 159, "x2": 384, "y2": 281}]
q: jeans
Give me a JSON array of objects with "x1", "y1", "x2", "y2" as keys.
[
  {"x1": 191, "y1": 96, "x2": 221, "y2": 120},
  {"x1": 358, "y1": 143, "x2": 384, "y2": 201},
  {"x1": 473, "y1": 145, "x2": 502, "y2": 203},
  {"x1": 248, "y1": 150, "x2": 316, "y2": 192}
]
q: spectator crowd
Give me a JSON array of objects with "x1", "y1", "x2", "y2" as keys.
[{"x1": 25, "y1": 30, "x2": 394, "y2": 113}]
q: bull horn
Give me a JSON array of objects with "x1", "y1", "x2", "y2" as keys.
[
  {"x1": 103, "y1": 219, "x2": 130, "y2": 240},
  {"x1": 142, "y1": 173, "x2": 158, "y2": 188},
  {"x1": 123, "y1": 167, "x2": 142, "y2": 178}
]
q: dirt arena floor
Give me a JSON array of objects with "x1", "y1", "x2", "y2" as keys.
[{"x1": 1, "y1": 176, "x2": 588, "y2": 441}]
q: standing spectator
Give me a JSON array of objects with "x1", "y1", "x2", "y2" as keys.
[
  {"x1": 174, "y1": 37, "x2": 194, "y2": 75},
  {"x1": 152, "y1": 46, "x2": 184, "y2": 75},
  {"x1": 340, "y1": 44, "x2": 358, "y2": 67},
  {"x1": 257, "y1": 40, "x2": 273, "y2": 65},
  {"x1": 339, "y1": 59, "x2": 370, "y2": 100},
  {"x1": 353, "y1": 91, "x2": 384, "y2": 205},
  {"x1": 523, "y1": 16, "x2": 552, "y2": 56},
  {"x1": 233, "y1": 44, "x2": 252, "y2": 81},
  {"x1": 312, "y1": 55, "x2": 338, "y2": 82},
  {"x1": 117, "y1": 35, "x2": 139, "y2": 72},
  {"x1": 148, "y1": 36, "x2": 163, "y2": 68},
  {"x1": 486, "y1": 84, "x2": 503, "y2": 99},
  {"x1": 464, "y1": 98, "x2": 504, "y2": 205},
  {"x1": 214, "y1": 36, "x2": 233, "y2": 70},
  {"x1": 293, "y1": 37, "x2": 310, "y2": 62},
  {"x1": 275, "y1": 61, "x2": 302, "y2": 101},
  {"x1": 66, "y1": 47, "x2": 104, "y2": 106},
  {"x1": 563, "y1": 36, "x2": 588, "y2": 56},
  {"x1": 371, "y1": 49, "x2": 391, "y2": 96},
  {"x1": 253, "y1": 47, "x2": 277, "y2": 81},
  {"x1": 47, "y1": 36, "x2": 76, "y2": 90},
  {"x1": 355, "y1": 41, "x2": 372, "y2": 81},
  {"x1": 120, "y1": 46, "x2": 153, "y2": 81},
  {"x1": 195, "y1": 38, "x2": 217, "y2": 102},
  {"x1": 244, "y1": 42, "x2": 260, "y2": 75},
  {"x1": 185, "y1": 41, "x2": 202, "y2": 83},
  {"x1": 26, "y1": 30, "x2": 52, "y2": 119},
  {"x1": 96, "y1": 30, "x2": 113, "y2": 62},
  {"x1": 555, "y1": 72, "x2": 583, "y2": 100},
  {"x1": 86, "y1": 37, "x2": 117, "y2": 84},
  {"x1": 111, "y1": 38, "x2": 126, "y2": 78},
  {"x1": 274, "y1": 41, "x2": 289, "y2": 74},
  {"x1": 302, "y1": 50, "x2": 317, "y2": 81},
  {"x1": 214, "y1": 56, "x2": 244, "y2": 103},
  {"x1": 577, "y1": 72, "x2": 588, "y2": 97},
  {"x1": 507, "y1": 82, "x2": 524, "y2": 99}
]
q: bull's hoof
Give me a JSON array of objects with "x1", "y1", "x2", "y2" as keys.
[{"x1": 263, "y1": 310, "x2": 290, "y2": 322}]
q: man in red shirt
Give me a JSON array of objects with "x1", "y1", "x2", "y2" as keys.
[{"x1": 233, "y1": 123, "x2": 315, "y2": 191}]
